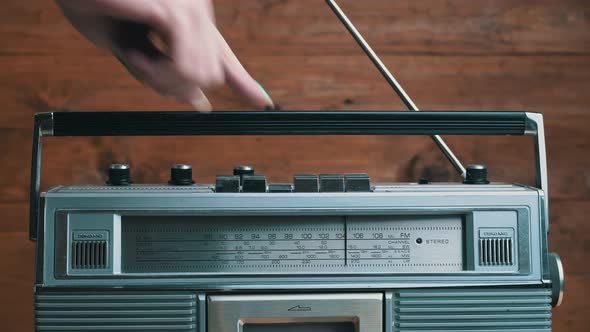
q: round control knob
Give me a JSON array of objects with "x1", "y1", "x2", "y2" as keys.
[
  {"x1": 169, "y1": 164, "x2": 195, "y2": 186},
  {"x1": 549, "y1": 253, "x2": 565, "y2": 307},
  {"x1": 107, "y1": 164, "x2": 131, "y2": 186},
  {"x1": 464, "y1": 164, "x2": 489, "y2": 185},
  {"x1": 233, "y1": 165, "x2": 254, "y2": 176},
  {"x1": 233, "y1": 165, "x2": 254, "y2": 185}
]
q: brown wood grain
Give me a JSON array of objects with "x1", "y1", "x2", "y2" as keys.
[
  {"x1": 0, "y1": 202, "x2": 29, "y2": 232},
  {"x1": 555, "y1": 275, "x2": 590, "y2": 330},
  {"x1": 0, "y1": 0, "x2": 589, "y2": 330},
  {"x1": 0, "y1": 55, "x2": 589, "y2": 128},
  {"x1": 549, "y1": 200, "x2": 590, "y2": 277},
  {"x1": 1, "y1": 0, "x2": 588, "y2": 56}
]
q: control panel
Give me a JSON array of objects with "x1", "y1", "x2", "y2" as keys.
[{"x1": 105, "y1": 164, "x2": 490, "y2": 193}]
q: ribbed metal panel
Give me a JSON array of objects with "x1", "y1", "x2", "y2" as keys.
[
  {"x1": 35, "y1": 292, "x2": 197, "y2": 331},
  {"x1": 393, "y1": 288, "x2": 552, "y2": 331},
  {"x1": 479, "y1": 238, "x2": 514, "y2": 266},
  {"x1": 71, "y1": 241, "x2": 108, "y2": 269}
]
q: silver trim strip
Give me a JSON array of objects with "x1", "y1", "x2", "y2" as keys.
[
  {"x1": 525, "y1": 112, "x2": 549, "y2": 226},
  {"x1": 29, "y1": 112, "x2": 53, "y2": 240}
]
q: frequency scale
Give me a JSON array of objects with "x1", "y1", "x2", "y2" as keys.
[{"x1": 121, "y1": 215, "x2": 464, "y2": 273}]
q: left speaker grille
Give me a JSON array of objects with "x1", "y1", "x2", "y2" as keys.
[
  {"x1": 35, "y1": 292, "x2": 197, "y2": 331},
  {"x1": 71, "y1": 240, "x2": 107, "y2": 269}
]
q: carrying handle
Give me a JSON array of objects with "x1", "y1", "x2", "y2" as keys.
[
  {"x1": 50, "y1": 111, "x2": 526, "y2": 136},
  {"x1": 29, "y1": 111, "x2": 547, "y2": 240}
]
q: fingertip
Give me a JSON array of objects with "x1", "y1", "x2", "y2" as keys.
[
  {"x1": 255, "y1": 81, "x2": 275, "y2": 109},
  {"x1": 190, "y1": 94, "x2": 213, "y2": 113},
  {"x1": 218, "y1": 31, "x2": 275, "y2": 110},
  {"x1": 227, "y1": 75, "x2": 274, "y2": 110},
  {"x1": 226, "y1": 74, "x2": 274, "y2": 110}
]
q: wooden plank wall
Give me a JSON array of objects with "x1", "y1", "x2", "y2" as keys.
[{"x1": 0, "y1": 0, "x2": 589, "y2": 330}]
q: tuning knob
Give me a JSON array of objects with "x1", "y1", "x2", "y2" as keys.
[
  {"x1": 549, "y1": 253, "x2": 565, "y2": 307},
  {"x1": 107, "y1": 164, "x2": 131, "y2": 186},
  {"x1": 233, "y1": 165, "x2": 255, "y2": 185},
  {"x1": 464, "y1": 164, "x2": 489, "y2": 185},
  {"x1": 169, "y1": 164, "x2": 195, "y2": 185}
]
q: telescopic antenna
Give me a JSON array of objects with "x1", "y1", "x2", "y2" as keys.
[{"x1": 325, "y1": 0, "x2": 467, "y2": 179}]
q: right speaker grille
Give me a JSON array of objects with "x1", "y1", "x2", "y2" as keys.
[
  {"x1": 479, "y1": 238, "x2": 514, "y2": 266},
  {"x1": 393, "y1": 288, "x2": 552, "y2": 331}
]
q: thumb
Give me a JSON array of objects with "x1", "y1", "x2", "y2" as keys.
[{"x1": 217, "y1": 31, "x2": 274, "y2": 109}]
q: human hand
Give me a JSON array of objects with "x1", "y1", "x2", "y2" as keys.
[{"x1": 56, "y1": 0, "x2": 274, "y2": 111}]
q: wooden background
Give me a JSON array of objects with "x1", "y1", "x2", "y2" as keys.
[{"x1": 0, "y1": 0, "x2": 589, "y2": 330}]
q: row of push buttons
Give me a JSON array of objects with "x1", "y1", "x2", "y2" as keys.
[
  {"x1": 215, "y1": 166, "x2": 371, "y2": 193},
  {"x1": 106, "y1": 163, "x2": 489, "y2": 188}
]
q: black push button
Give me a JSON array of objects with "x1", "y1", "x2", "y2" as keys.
[
  {"x1": 345, "y1": 173, "x2": 371, "y2": 192},
  {"x1": 320, "y1": 174, "x2": 345, "y2": 192},
  {"x1": 242, "y1": 175, "x2": 267, "y2": 192},
  {"x1": 215, "y1": 175, "x2": 240, "y2": 193},
  {"x1": 268, "y1": 184, "x2": 293, "y2": 193},
  {"x1": 294, "y1": 174, "x2": 319, "y2": 192}
]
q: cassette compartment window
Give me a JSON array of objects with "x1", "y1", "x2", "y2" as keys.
[{"x1": 243, "y1": 322, "x2": 354, "y2": 332}]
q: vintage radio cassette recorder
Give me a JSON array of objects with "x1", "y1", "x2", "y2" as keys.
[{"x1": 29, "y1": 1, "x2": 564, "y2": 331}]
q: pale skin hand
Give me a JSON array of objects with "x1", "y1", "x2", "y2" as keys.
[{"x1": 56, "y1": 0, "x2": 274, "y2": 111}]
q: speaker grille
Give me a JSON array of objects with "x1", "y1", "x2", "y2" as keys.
[
  {"x1": 35, "y1": 292, "x2": 197, "y2": 331},
  {"x1": 71, "y1": 240, "x2": 108, "y2": 269},
  {"x1": 393, "y1": 288, "x2": 552, "y2": 331},
  {"x1": 479, "y1": 238, "x2": 514, "y2": 266}
]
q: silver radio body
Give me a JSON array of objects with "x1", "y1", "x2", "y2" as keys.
[
  {"x1": 30, "y1": 110, "x2": 564, "y2": 331},
  {"x1": 34, "y1": 180, "x2": 562, "y2": 331},
  {"x1": 31, "y1": 107, "x2": 564, "y2": 331},
  {"x1": 29, "y1": 106, "x2": 565, "y2": 332}
]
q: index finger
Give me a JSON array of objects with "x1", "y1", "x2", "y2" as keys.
[{"x1": 217, "y1": 30, "x2": 274, "y2": 109}]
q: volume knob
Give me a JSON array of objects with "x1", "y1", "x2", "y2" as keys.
[
  {"x1": 464, "y1": 164, "x2": 489, "y2": 185},
  {"x1": 169, "y1": 164, "x2": 195, "y2": 185},
  {"x1": 107, "y1": 164, "x2": 131, "y2": 186}
]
